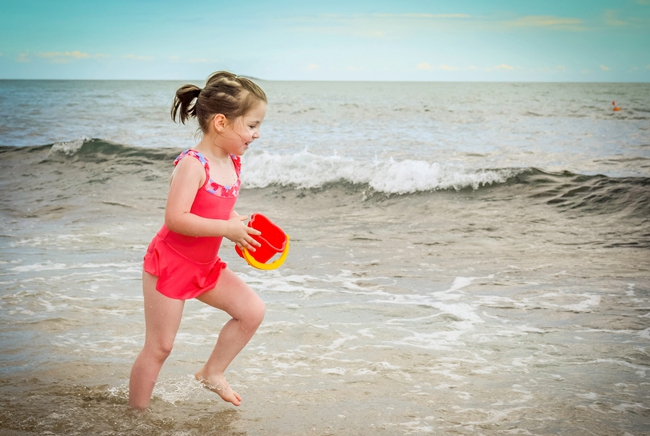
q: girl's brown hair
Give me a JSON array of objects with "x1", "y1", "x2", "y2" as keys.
[{"x1": 171, "y1": 71, "x2": 267, "y2": 132}]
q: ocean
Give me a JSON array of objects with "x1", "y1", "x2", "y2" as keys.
[{"x1": 0, "y1": 79, "x2": 649, "y2": 435}]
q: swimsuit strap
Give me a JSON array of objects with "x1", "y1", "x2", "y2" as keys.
[
  {"x1": 231, "y1": 154, "x2": 242, "y2": 178},
  {"x1": 174, "y1": 149, "x2": 241, "y2": 198},
  {"x1": 174, "y1": 149, "x2": 211, "y2": 189}
]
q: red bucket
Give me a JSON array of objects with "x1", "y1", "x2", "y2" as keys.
[{"x1": 235, "y1": 214, "x2": 288, "y2": 267}]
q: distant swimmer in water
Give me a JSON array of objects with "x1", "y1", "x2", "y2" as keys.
[
  {"x1": 128, "y1": 71, "x2": 268, "y2": 409},
  {"x1": 612, "y1": 101, "x2": 622, "y2": 111}
]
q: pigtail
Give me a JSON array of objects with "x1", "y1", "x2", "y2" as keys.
[
  {"x1": 171, "y1": 84, "x2": 201, "y2": 124},
  {"x1": 171, "y1": 71, "x2": 267, "y2": 132}
]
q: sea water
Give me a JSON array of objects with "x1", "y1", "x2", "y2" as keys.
[{"x1": 0, "y1": 80, "x2": 649, "y2": 435}]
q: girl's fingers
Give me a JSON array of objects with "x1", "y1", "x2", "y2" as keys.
[{"x1": 238, "y1": 236, "x2": 260, "y2": 252}]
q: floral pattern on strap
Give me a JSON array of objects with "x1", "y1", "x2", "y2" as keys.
[{"x1": 174, "y1": 149, "x2": 241, "y2": 198}]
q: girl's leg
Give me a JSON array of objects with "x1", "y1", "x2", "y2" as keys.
[
  {"x1": 129, "y1": 271, "x2": 185, "y2": 410},
  {"x1": 194, "y1": 268, "x2": 265, "y2": 406}
]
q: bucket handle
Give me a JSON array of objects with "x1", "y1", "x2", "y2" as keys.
[{"x1": 242, "y1": 234, "x2": 290, "y2": 270}]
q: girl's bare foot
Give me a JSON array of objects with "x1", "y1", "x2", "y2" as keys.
[{"x1": 195, "y1": 369, "x2": 242, "y2": 406}]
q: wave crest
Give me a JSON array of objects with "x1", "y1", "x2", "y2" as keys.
[{"x1": 243, "y1": 151, "x2": 521, "y2": 194}]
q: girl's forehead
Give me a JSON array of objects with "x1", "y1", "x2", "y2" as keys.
[{"x1": 246, "y1": 101, "x2": 267, "y2": 118}]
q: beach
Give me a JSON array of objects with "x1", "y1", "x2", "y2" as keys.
[{"x1": 0, "y1": 80, "x2": 649, "y2": 435}]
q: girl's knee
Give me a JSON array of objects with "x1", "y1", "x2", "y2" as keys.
[
  {"x1": 145, "y1": 340, "x2": 174, "y2": 362},
  {"x1": 242, "y1": 298, "x2": 265, "y2": 332},
  {"x1": 254, "y1": 299, "x2": 266, "y2": 324}
]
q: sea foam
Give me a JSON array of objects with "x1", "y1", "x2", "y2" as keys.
[{"x1": 243, "y1": 150, "x2": 519, "y2": 194}]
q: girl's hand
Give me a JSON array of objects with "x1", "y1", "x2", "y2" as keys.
[{"x1": 225, "y1": 215, "x2": 262, "y2": 252}]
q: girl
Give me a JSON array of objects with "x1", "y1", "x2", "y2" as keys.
[{"x1": 129, "y1": 71, "x2": 267, "y2": 410}]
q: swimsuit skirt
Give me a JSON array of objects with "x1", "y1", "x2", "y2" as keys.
[{"x1": 143, "y1": 149, "x2": 241, "y2": 300}]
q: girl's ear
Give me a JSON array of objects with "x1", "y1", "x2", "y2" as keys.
[{"x1": 212, "y1": 114, "x2": 227, "y2": 133}]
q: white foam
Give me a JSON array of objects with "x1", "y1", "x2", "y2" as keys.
[
  {"x1": 395, "y1": 329, "x2": 467, "y2": 351},
  {"x1": 374, "y1": 294, "x2": 484, "y2": 324},
  {"x1": 448, "y1": 276, "x2": 476, "y2": 292},
  {"x1": 562, "y1": 293, "x2": 601, "y2": 313},
  {"x1": 7, "y1": 260, "x2": 140, "y2": 274},
  {"x1": 50, "y1": 138, "x2": 87, "y2": 156},
  {"x1": 239, "y1": 271, "x2": 335, "y2": 297},
  {"x1": 326, "y1": 334, "x2": 359, "y2": 350},
  {"x1": 612, "y1": 403, "x2": 650, "y2": 413},
  {"x1": 430, "y1": 276, "x2": 476, "y2": 300},
  {"x1": 322, "y1": 367, "x2": 347, "y2": 375},
  {"x1": 398, "y1": 420, "x2": 435, "y2": 433},
  {"x1": 10, "y1": 262, "x2": 67, "y2": 272},
  {"x1": 242, "y1": 150, "x2": 519, "y2": 194},
  {"x1": 152, "y1": 375, "x2": 210, "y2": 405}
]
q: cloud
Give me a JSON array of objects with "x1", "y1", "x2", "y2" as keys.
[
  {"x1": 16, "y1": 52, "x2": 30, "y2": 63},
  {"x1": 416, "y1": 64, "x2": 478, "y2": 72},
  {"x1": 604, "y1": 10, "x2": 628, "y2": 26},
  {"x1": 506, "y1": 15, "x2": 585, "y2": 30},
  {"x1": 39, "y1": 51, "x2": 89, "y2": 59},
  {"x1": 307, "y1": 63, "x2": 320, "y2": 71},
  {"x1": 484, "y1": 64, "x2": 516, "y2": 72},
  {"x1": 419, "y1": 64, "x2": 507, "y2": 72},
  {"x1": 537, "y1": 65, "x2": 569, "y2": 74},
  {"x1": 124, "y1": 54, "x2": 155, "y2": 61},
  {"x1": 600, "y1": 65, "x2": 610, "y2": 71},
  {"x1": 375, "y1": 13, "x2": 470, "y2": 19},
  {"x1": 37, "y1": 51, "x2": 106, "y2": 64},
  {"x1": 37, "y1": 50, "x2": 107, "y2": 64}
]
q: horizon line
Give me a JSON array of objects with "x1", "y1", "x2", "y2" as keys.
[{"x1": 0, "y1": 78, "x2": 649, "y2": 84}]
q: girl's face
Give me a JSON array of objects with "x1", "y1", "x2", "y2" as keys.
[{"x1": 221, "y1": 101, "x2": 267, "y2": 156}]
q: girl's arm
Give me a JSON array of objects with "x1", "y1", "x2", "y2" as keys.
[{"x1": 164, "y1": 157, "x2": 260, "y2": 250}]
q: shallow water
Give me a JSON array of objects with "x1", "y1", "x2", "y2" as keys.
[{"x1": 1, "y1": 80, "x2": 649, "y2": 435}]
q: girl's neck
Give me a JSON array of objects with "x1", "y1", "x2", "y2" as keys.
[{"x1": 195, "y1": 134, "x2": 230, "y2": 162}]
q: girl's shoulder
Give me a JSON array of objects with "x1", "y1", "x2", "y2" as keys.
[
  {"x1": 171, "y1": 149, "x2": 210, "y2": 187},
  {"x1": 174, "y1": 149, "x2": 209, "y2": 168}
]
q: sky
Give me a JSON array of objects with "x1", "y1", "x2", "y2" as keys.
[{"x1": 1, "y1": 0, "x2": 649, "y2": 82}]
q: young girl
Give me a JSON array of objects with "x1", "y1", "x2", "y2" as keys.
[{"x1": 129, "y1": 71, "x2": 267, "y2": 410}]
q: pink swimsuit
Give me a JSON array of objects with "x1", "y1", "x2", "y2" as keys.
[{"x1": 143, "y1": 149, "x2": 241, "y2": 300}]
